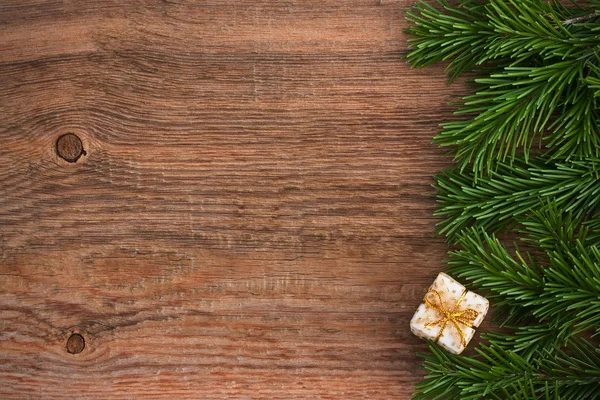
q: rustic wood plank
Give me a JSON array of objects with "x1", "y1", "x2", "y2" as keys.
[{"x1": 0, "y1": 1, "x2": 470, "y2": 398}]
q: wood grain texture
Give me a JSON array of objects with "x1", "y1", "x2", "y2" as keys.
[{"x1": 0, "y1": 1, "x2": 471, "y2": 398}]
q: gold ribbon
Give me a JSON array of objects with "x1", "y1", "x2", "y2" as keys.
[{"x1": 423, "y1": 289, "x2": 479, "y2": 348}]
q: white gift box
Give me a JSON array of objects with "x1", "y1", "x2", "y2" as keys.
[{"x1": 410, "y1": 272, "x2": 489, "y2": 354}]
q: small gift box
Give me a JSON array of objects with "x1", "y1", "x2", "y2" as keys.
[{"x1": 410, "y1": 272, "x2": 489, "y2": 354}]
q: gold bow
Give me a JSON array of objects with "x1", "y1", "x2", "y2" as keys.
[{"x1": 424, "y1": 289, "x2": 479, "y2": 348}]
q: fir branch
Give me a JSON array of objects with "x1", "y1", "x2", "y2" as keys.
[
  {"x1": 404, "y1": 0, "x2": 494, "y2": 82},
  {"x1": 539, "y1": 240, "x2": 600, "y2": 337},
  {"x1": 584, "y1": 213, "x2": 600, "y2": 245},
  {"x1": 406, "y1": 2, "x2": 600, "y2": 399},
  {"x1": 520, "y1": 201, "x2": 588, "y2": 255},
  {"x1": 435, "y1": 157, "x2": 600, "y2": 240},
  {"x1": 563, "y1": 13, "x2": 599, "y2": 25},
  {"x1": 435, "y1": 61, "x2": 585, "y2": 175},
  {"x1": 414, "y1": 340, "x2": 600, "y2": 400},
  {"x1": 484, "y1": 325, "x2": 562, "y2": 361},
  {"x1": 447, "y1": 228, "x2": 544, "y2": 324},
  {"x1": 448, "y1": 219, "x2": 600, "y2": 338},
  {"x1": 405, "y1": 0, "x2": 600, "y2": 175}
]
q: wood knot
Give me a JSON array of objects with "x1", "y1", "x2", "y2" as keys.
[
  {"x1": 56, "y1": 133, "x2": 86, "y2": 163},
  {"x1": 66, "y1": 333, "x2": 85, "y2": 354}
]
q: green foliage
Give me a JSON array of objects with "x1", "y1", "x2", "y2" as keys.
[
  {"x1": 414, "y1": 206, "x2": 600, "y2": 399},
  {"x1": 415, "y1": 338, "x2": 600, "y2": 400},
  {"x1": 405, "y1": 1, "x2": 600, "y2": 399},
  {"x1": 435, "y1": 156, "x2": 600, "y2": 240},
  {"x1": 405, "y1": 0, "x2": 600, "y2": 177},
  {"x1": 449, "y1": 209, "x2": 600, "y2": 338}
]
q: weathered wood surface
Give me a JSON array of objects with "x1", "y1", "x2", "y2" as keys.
[{"x1": 0, "y1": 1, "x2": 469, "y2": 398}]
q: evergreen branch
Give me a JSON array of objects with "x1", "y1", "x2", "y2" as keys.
[
  {"x1": 404, "y1": 0, "x2": 494, "y2": 82},
  {"x1": 447, "y1": 228, "x2": 543, "y2": 309},
  {"x1": 546, "y1": 81, "x2": 600, "y2": 162},
  {"x1": 484, "y1": 325, "x2": 562, "y2": 361},
  {"x1": 435, "y1": 157, "x2": 600, "y2": 240},
  {"x1": 414, "y1": 341, "x2": 600, "y2": 400},
  {"x1": 584, "y1": 213, "x2": 600, "y2": 245},
  {"x1": 447, "y1": 227, "x2": 544, "y2": 327},
  {"x1": 405, "y1": 0, "x2": 600, "y2": 175},
  {"x1": 540, "y1": 241, "x2": 600, "y2": 336},
  {"x1": 448, "y1": 216, "x2": 600, "y2": 338},
  {"x1": 436, "y1": 61, "x2": 584, "y2": 175},
  {"x1": 563, "y1": 13, "x2": 599, "y2": 25},
  {"x1": 520, "y1": 201, "x2": 588, "y2": 254},
  {"x1": 406, "y1": 2, "x2": 600, "y2": 399},
  {"x1": 484, "y1": 0, "x2": 578, "y2": 62},
  {"x1": 405, "y1": 0, "x2": 600, "y2": 73}
]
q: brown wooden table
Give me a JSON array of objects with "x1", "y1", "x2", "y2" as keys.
[{"x1": 0, "y1": 1, "x2": 467, "y2": 398}]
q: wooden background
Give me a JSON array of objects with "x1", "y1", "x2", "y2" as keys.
[{"x1": 0, "y1": 1, "x2": 469, "y2": 398}]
